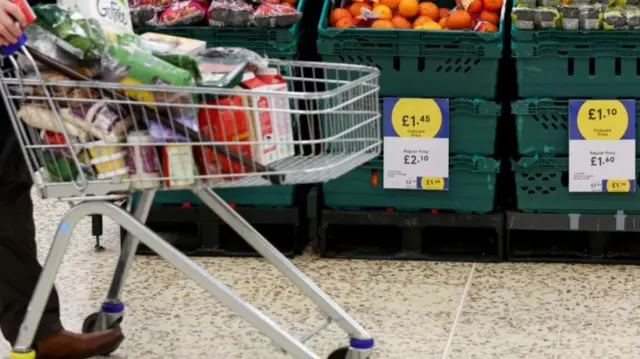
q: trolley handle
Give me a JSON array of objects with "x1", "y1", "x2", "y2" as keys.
[
  {"x1": 26, "y1": 45, "x2": 286, "y2": 186},
  {"x1": 0, "y1": 33, "x2": 27, "y2": 57}
]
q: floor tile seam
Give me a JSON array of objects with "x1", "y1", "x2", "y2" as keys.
[
  {"x1": 551, "y1": 286, "x2": 567, "y2": 359},
  {"x1": 440, "y1": 263, "x2": 477, "y2": 359}
]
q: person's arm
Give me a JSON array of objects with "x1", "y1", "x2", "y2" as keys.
[{"x1": 0, "y1": 0, "x2": 26, "y2": 46}]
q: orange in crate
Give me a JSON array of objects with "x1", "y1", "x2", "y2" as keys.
[
  {"x1": 413, "y1": 15, "x2": 434, "y2": 27},
  {"x1": 378, "y1": 0, "x2": 401, "y2": 9},
  {"x1": 372, "y1": 4, "x2": 393, "y2": 20},
  {"x1": 397, "y1": 0, "x2": 419, "y2": 18},
  {"x1": 335, "y1": 16, "x2": 356, "y2": 27},
  {"x1": 479, "y1": 10, "x2": 499, "y2": 25},
  {"x1": 371, "y1": 19, "x2": 395, "y2": 28},
  {"x1": 419, "y1": 2, "x2": 439, "y2": 20},
  {"x1": 349, "y1": 2, "x2": 371, "y2": 16},
  {"x1": 330, "y1": 8, "x2": 352, "y2": 26},
  {"x1": 438, "y1": 7, "x2": 450, "y2": 18},
  {"x1": 446, "y1": 9, "x2": 473, "y2": 29},
  {"x1": 477, "y1": 21, "x2": 498, "y2": 32},
  {"x1": 483, "y1": 0, "x2": 503, "y2": 12},
  {"x1": 391, "y1": 15, "x2": 412, "y2": 28}
]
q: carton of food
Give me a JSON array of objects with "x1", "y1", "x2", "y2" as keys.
[
  {"x1": 256, "y1": 68, "x2": 295, "y2": 161},
  {"x1": 196, "y1": 94, "x2": 253, "y2": 179},
  {"x1": 241, "y1": 72, "x2": 278, "y2": 166},
  {"x1": 139, "y1": 32, "x2": 206, "y2": 55}
]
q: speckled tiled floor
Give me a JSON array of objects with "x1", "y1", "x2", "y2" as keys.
[{"x1": 3, "y1": 191, "x2": 640, "y2": 358}]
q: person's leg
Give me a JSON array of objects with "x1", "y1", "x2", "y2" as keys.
[
  {"x1": 0, "y1": 181, "x2": 63, "y2": 346},
  {"x1": 0, "y1": 143, "x2": 123, "y2": 359}
]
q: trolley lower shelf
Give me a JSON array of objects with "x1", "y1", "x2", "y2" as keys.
[{"x1": 506, "y1": 211, "x2": 640, "y2": 264}]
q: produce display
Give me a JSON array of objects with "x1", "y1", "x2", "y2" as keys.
[
  {"x1": 129, "y1": 0, "x2": 301, "y2": 28},
  {"x1": 19, "y1": 4, "x2": 296, "y2": 188},
  {"x1": 512, "y1": 0, "x2": 640, "y2": 29},
  {"x1": 328, "y1": 0, "x2": 504, "y2": 31}
]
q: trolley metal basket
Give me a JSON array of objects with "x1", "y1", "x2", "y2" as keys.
[{"x1": 2, "y1": 44, "x2": 381, "y2": 359}]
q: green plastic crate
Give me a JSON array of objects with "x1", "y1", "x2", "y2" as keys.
[
  {"x1": 317, "y1": 0, "x2": 505, "y2": 98},
  {"x1": 513, "y1": 28, "x2": 640, "y2": 98},
  {"x1": 133, "y1": 186, "x2": 296, "y2": 208},
  {"x1": 513, "y1": 157, "x2": 640, "y2": 213},
  {"x1": 135, "y1": 0, "x2": 304, "y2": 59},
  {"x1": 512, "y1": 98, "x2": 640, "y2": 156},
  {"x1": 322, "y1": 155, "x2": 500, "y2": 213}
]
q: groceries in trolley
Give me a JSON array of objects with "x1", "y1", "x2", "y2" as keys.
[
  {"x1": 12, "y1": 4, "x2": 295, "y2": 190},
  {"x1": 512, "y1": 0, "x2": 640, "y2": 30},
  {"x1": 129, "y1": 0, "x2": 301, "y2": 28}
]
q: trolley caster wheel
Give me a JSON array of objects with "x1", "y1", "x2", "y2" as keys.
[
  {"x1": 327, "y1": 347, "x2": 370, "y2": 359},
  {"x1": 81, "y1": 312, "x2": 124, "y2": 356}
]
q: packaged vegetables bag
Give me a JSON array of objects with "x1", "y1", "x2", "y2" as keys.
[
  {"x1": 101, "y1": 42, "x2": 196, "y2": 105},
  {"x1": 31, "y1": 4, "x2": 108, "y2": 61}
]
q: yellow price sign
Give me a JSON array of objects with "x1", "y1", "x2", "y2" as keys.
[
  {"x1": 390, "y1": 98, "x2": 444, "y2": 139},
  {"x1": 568, "y1": 99, "x2": 636, "y2": 193},
  {"x1": 605, "y1": 179, "x2": 632, "y2": 192},
  {"x1": 576, "y1": 100, "x2": 629, "y2": 140}
]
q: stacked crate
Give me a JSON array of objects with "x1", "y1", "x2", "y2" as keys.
[
  {"x1": 314, "y1": 0, "x2": 507, "y2": 260},
  {"x1": 509, "y1": 25, "x2": 640, "y2": 262}
]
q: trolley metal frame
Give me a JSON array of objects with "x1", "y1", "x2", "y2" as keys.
[{"x1": 2, "y1": 46, "x2": 381, "y2": 359}]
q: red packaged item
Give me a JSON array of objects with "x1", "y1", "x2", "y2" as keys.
[
  {"x1": 208, "y1": 0, "x2": 253, "y2": 27},
  {"x1": 252, "y1": 3, "x2": 301, "y2": 28},
  {"x1": 130, "y1": 0, "x2": 175, "y2": 9},
  {"x1": 196, "y1": 95, "x2": 253, "y2": 180},
  {"x1": 12, "y1": 0, "x2": 36, "y2": 26},
  {"x1": 159, "y1": 0, "x2": 208, "y2": 26},
  {"x1": 41, "y1": 131, "x2": 77, "y2": 159}
]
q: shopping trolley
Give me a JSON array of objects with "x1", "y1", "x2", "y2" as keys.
[{"x1": 1, "y1": 42, "x2": 381, "y2": 359}]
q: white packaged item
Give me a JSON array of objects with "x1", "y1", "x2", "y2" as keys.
[
  {"x1": 19, "y1": 106, "x2": 89, "y2": 141},
  {"x1": 139, "y1": 33, "x2": 206, "y2": 55},
  {"x1": 255, "y1": 68, "x2": 295, "y2": 161},
  {"x1": 240, "y1": 72, "x2": 278, "y2": 166},
  {"x1": 86, "y1": 141, "x2": 129, "y2": 180},
  {"x1": 161, "y1": 145, "x2": 196, "y2": 188},
  {"x1": 58, "y1": 0, "x2": 133, "y2": 37},
  {"x1": 126, "y1": 131, "x2": 161, "y2": 189}
]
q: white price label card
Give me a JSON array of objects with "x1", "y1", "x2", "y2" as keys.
[
  {"x1": 383, "y1": 98, "x2": 449, "y2": 190},
  {"x1": 569, "y1": 99, "x2": 636, "y2": 192}
]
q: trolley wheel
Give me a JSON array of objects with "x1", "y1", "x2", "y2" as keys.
[
  {"x1": 327, "y1": 347, "x2": 370, "y2": 359},
  {"x1": 81, "y1": 312, "x2": 123, "y2": 356}
]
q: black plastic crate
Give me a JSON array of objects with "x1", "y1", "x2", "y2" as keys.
[
  {"x1": 506, "y1": 211, "x2": 640, "y2": 264},
  {"x1": 119, "y1": 202, "x2": 303, "y2": 257},
  {"x1": 316, "y1": 209, "x2": 503, "y2": 261}
]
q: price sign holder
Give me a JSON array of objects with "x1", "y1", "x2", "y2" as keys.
[
  {"x1": 382, "y1": 97, "x2": 449, "y2": 190},
  {"x1": 568, "y1": 99, "x2": 636, "y2": 193}
]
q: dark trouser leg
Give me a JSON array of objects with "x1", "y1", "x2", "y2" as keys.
[{"x1": 0, "y1": 183, "x2": 63, "y2": 346}]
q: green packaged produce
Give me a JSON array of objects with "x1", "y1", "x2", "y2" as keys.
[
  {"x1": 516, "y1": 0, "x2": 537, "y2": 8},
  {"x1": 105, "y1": 44, "x2": 195, "y2": 107},
  {"x1": 513, "y1": 7, "x2": 537, "y2": 28},
  {"x1": 537, "y1": 0, "x2": 562, "y2": 7},
  {"x1": 113, "y1": 33, "x2": 202, "y2": 82},
  {"x1": 32, "y1": 4, "x2": 107, "y2": 61},
  {"x1": 579, "y1": 4, "x2": 603, "y2": 29},
  {"x1": 625, "y1": 6, "x2": 640, "y2": 26},
  {"x1": 603, "y1": 7, "x2": 626, "y2": 28},
  {"x1": 535, "y1": 7, "x2": 561, "y2": 28},
  {"x1": 43, "y1": 152, "x2": 79, "y2": 182},
  {"x1": 560, "y1": 5, "x2": 581, "y2": 29}
]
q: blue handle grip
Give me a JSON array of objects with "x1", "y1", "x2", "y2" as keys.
[{"x1": 0, "y1": 33, "x2": 27, "y2": 57}]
